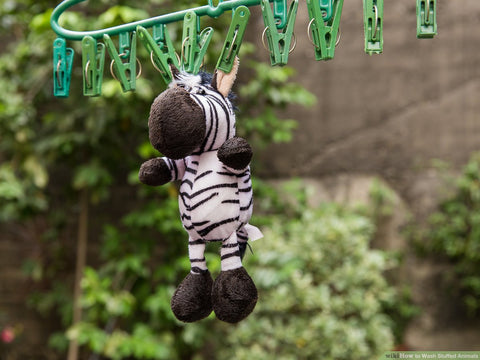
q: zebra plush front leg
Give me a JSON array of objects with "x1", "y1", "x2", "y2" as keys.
[
  {"x1": 170, "y1": 238, "x2": 213, "y2": 323},
  {"x1": 139, "y1": 157, "x2": 186, "y2": 186},
  {"x1": 212, "y1": 232, "x2": 258, "y2": 323},
  {"x1": 217, "y1": 137, "x2": 252, "y2": 171},
  {"x1": 139, "y1": 158, "x2": 172, "y2": 186}
]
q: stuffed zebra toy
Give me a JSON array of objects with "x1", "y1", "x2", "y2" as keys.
[{"x1": 139, "y1": 58, "x2": 262, "y2": 323}]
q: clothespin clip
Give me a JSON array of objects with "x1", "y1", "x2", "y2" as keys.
[
  {"x1": 417, "y1": 0, "x2": 437, "y2": 38},
  {"x1": 53, "y1": 38, "x2": 74, "y2": 98},
  {"x1": 137, "y1": 25, "x2": 179, "y2": 85},
  {"x1": 306, "y1": 0, "x2": 344, "y2": 61},
  {"x1": 216, "y1": 6, "x2": 250, "y2": 73},
  {"x1": 104, "y1": 31, "x2": 140, "y2": 92},
  {"x1": 260, "y1": 0, "x2": 299, "y2": 67},
  {"x1": 272, "y1": 0, "x2": 287, "y2": 29},
  {"x1": 181, "y1": 11, "x2": 214, "y2": 74},
  {"x1": 363, "y1": 0, "x2": 383, "y2": 55},
  {"x1": 320, "y1": 0, "x2": 334, "y2": 22},
  {"x1": 82, "y1": 36, "x2": 105, "y2": 96}
]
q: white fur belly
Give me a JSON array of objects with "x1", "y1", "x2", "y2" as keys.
[{"x1": 181, "y1": 152, "x2": 241, "y2": 241}]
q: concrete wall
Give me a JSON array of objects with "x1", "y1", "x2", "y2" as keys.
[{"x1": 247, "y1": 0, "x2": 480, "y2": 185}]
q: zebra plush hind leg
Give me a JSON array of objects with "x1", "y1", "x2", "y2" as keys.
[
  {"x1": 212, "y1": 232, "x2": 258, "y2": 323},
  {"x1": 170, "y1": 239, "x2": 213, "y2": 323}
]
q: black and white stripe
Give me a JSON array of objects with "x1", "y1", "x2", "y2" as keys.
[{"x1": 162, "y1": 72, "x2": 257, "y2": 272}]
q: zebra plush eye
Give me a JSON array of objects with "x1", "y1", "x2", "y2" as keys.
[{"x1": 190, "y1": 86, "x2": 206, "y2": 95}]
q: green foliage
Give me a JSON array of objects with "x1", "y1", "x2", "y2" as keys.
[
  {"x1": 214, "y1": 201, "x2": 398, "y2": 360},
  {"x1": 381, "y1": 286, "x2": 420, "y2": 344},
  {"x1": 0, "y1": 163, "x2": 48, "y2": 221},
  {"x1": 369, "y1": 178, "x2": 397, "y2": 218},
  {"x1": 68, "y1": 322, "x2": 175, "y2": 360},
  {"x1": 252, "y1": 178, "x2": 312, "y2": 224},
  {"x1": 55, "y1": 184, "x2": 204, "y2": 358},
  {"x1": 238, "y1": 62, "x2": 316, "y2": 148},
  {"x1": 418, "y1": 153, "x2": 480, "y2": 315},
  {"x1": 367, "y1": 179, "x2": 420, "y2": 344},
  {"x1": 0, "y1": 1, "x2": 315, "y2": 359}
]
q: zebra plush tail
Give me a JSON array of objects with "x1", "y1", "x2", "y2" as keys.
[
  {"x1": 238, "y1": 241, "x2": 253, "y2": 259},
  {"x1": 237, "y1": 227, "x2": 249, "y2": 259}
]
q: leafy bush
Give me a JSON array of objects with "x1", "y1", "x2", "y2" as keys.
[
  {"x1": 213, "y1": 201, "x2": 398, "y2": 360},
  {"x1": 419, "y1": 152, "x2": 480, "y2": 315},
  {"x1": 0, "y1": 1, "x2": 315, "y2": 359}
]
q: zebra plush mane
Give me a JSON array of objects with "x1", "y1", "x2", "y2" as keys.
[{"x1": 172, "y1": 70, "x2": 237, "y2": 106}]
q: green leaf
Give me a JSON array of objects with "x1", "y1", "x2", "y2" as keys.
[
  {"x1": 98, "y1": 6, "x2": 150, "y2": 27},
  {"x1": 48, "y1": 332, "x2": 69, "y2": 352},
  {"x1": 23, "y1": 156, "x2": 49, "y2": 188},
  {"x1": 73, "y1": 160, "x2": 113, "y2": 192},
  {"x1": 0, "y1": 165, "x2": 24, "y2": 200},
  {"x1": 29, "y1": 9, "x2": 53, "y2": 32}
]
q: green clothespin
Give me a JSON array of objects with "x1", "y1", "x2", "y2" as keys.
[
  {"x1": 216, "y1": 6, "x2": 250, "y2": 73},
  {"x1": 306, "y1": 0, "x2": 344, "y2": 61},
  {"x1": 104, "y1": 31, "x2": 138, "y2": 92},
  {"x1": 152, "y1": 24, "x2": 180, "y2": 72},
  {"x1": 417, "y1": 0, "x2": 437, "y2": 38},
  {"x1": 272, "y1": 0, "x2": 287, "y2": 29},
  {"x1": 82, "y1": 36, "x2": 105, "y2": 96},
  {"x1": 53, "y1": 38, "x2": 74, "y2": 98},
  {"x1": 260, "y1": 0, "x2": 298, "y2": 67},
  {"x1": 320, "y1": 0, "x2": 334, "y2": 22},
  {"x1": 363, "y1": 0, "x2": 383, "y2": 55},
  {"x1": 181, "y1": 12, "x2": 214, "y2": 74},
  {"x1": 137, "y1": 25, "x2": 179, "y2": 85}
]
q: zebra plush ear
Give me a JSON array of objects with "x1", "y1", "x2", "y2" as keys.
[{"x1": 212, "y1": 57, "x2": 239, "y2": 98}]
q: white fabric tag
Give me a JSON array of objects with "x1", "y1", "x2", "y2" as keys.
[{"x1": 244, "y1": 223, "x2": 263, "y2": 242}]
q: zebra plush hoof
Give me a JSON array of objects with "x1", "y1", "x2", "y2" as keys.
[
  {"x1": 212, "y1": 267, "x2": 258, "y2": 323},
  {"x1": 171, "y1": 271, "x2": 213, "y2": 323}
]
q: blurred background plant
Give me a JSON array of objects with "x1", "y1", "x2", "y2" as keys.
[
  {"x1": 0, "y1": 0, "x2": 415, "y2": 359},
  {"x1": 0, "y1": 311, "x2": 23, "y2": 359},
  {"x1": 207, "y1": 185, "x2": 410, "y2": 360},
  {"x1": 412, "y1": 153, "x2": 480, "y2": 317}
]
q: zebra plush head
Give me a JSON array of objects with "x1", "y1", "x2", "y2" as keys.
[{"x1": 148, "y1": 61, "x2": 238, "y2": 160}]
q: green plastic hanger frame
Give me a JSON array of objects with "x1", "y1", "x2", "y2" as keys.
[{"x1": 51, "y1": 0, "x2": 286, "y2": 41}]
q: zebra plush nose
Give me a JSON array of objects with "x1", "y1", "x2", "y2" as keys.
[{"x1": 148, "y1": 86, "x2": 206, "y2": 159}]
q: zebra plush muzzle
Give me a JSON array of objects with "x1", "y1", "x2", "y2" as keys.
[{"x1": 148, "y1": 86, "x2": 206, "y2": 159}]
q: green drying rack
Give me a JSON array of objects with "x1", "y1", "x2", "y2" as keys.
[{"x1": 51, "y1": 0, "x2": 438, "y2": 98}]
